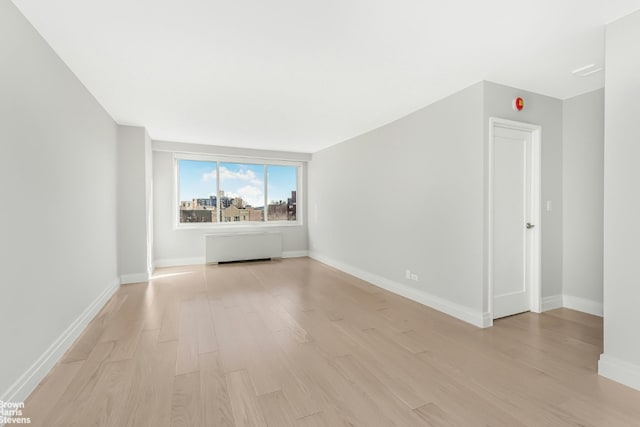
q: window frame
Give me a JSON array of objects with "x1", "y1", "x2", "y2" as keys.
[{"x1": 173, "y1": 153, "x2": 303, "y2": 230}]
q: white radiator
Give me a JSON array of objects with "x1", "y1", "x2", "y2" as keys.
[{"x1": 205, "y1": 232, "x2": 282, "y2": 264}]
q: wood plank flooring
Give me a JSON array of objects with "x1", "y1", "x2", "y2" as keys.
[{"x1": 19, "y1": 258, "x2": 640, "y2": 426}]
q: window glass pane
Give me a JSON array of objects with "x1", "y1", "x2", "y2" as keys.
[
  {"x1": 178, "y1": 159, "x2": 218, "y2": 223},
  {"x1": 219, "y1": 162, "x2": 265, "y2": 222},
  {"x1": 267, "y1": 165, "x2": 297, "y2": 221}
]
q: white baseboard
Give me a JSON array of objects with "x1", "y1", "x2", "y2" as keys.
[
  {"x1": 154, "y1": 257, "x2": 205, "y2": 268},
  {"x1": 563, "y1": 295, "x2": 603, "y2": 317},
  {"x1": 0, "y1": 278, "x2": 120, "y2": 405},
  {"x1": 120, "y1": 272, "x2": 150, "y2": 285},
  {"x1": 599, "y1": 354, "x2": 640, "y2": 392},
  {"x1": 540, "y1": 294, "x2": 603, "y2": 317},
  {"x1": 281, "y1": 250, "x2": 309, "y2": 259},
  {"x1": 309, "y1": 252, "x2": 490, "y2": 328},
  {"x1": 541, "y1": 294, "x2": 563, "y2": 312}
]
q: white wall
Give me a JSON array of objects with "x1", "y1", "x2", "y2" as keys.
[
  {"x1": 309, "y1": 83, "x2": 487, "y2": 326},
  {"x1": 0, "y1": 0, "x2": 119, "y2": 402},
  {"x1": 153, "y1": 141, "x2": 310, "y2": 265},
  {"x1": 562, "y1": 89, "x2": 604, "y2": 315},
  {"x1": 482, "y1": 81, "x2": 564, "y2": 311},
  {"x1": 599, "y1": 9, "x2": 640, "y2": 391},
  {"x1": 117, "y1": 125, "x2": 153, "y2": 283},
  {"x1": 308, "y1": 81, "x2": 566, "y2": 327}
]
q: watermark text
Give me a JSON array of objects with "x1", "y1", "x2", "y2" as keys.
[{"x1": 0, "y1": 400, "x2": 31, "y2": 424}]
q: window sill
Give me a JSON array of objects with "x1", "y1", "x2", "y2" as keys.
[{"x1": 174, "y1": 222, "x2": 304, "y2": 232}]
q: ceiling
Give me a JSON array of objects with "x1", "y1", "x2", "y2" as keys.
[{"x1": 12, "y1": 0, "x2": 640, "y2": 152}]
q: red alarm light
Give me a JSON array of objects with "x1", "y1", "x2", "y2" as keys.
[{"x1": 513, "y1": 97, "x2": 525, "y2": 111}]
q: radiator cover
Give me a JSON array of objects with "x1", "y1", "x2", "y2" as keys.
[{"x1": 205, "y1": 232, "x2": 283, "y2": 264}]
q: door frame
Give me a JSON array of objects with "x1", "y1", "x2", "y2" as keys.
[{"x1": 487, "y1": 117, "x2": 542, "y2": 324}]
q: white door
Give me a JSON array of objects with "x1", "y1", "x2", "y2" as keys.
[{"x1": 491, "y1": 122, "x2": 540, "y2": 319}]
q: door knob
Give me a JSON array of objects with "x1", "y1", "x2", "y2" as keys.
[{"x1": 526, "y1": 223, "x2": 535, "y2": 229}]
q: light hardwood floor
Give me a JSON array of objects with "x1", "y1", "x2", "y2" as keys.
[{"x1": 20, "y1": 258, "x2": 640, "y2": 426}]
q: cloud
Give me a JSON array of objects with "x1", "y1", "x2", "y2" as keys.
[
  {"x1": 201, "y1": 169, "x2": 216, "y2": 182},
  {"x1": 219, "y1": 165, "x2": 263, "y2": 186},
  {"x1": 226, "y1": 185, "x2": 264, "y2": 207},
  {"x1": 200, "y1": 165, "x2": 265, "y2": 205}
]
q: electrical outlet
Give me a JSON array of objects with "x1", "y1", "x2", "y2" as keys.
[
  {"x1": 411, "y1": 274, "x2": 418, "y2": 281},
  {"x1": 405, "y1": 269, "x2": 411, "y2": 279}
]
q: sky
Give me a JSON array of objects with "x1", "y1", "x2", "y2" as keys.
[{"x1": 179, "y1": 160, "x2": 296, "y2": 207}]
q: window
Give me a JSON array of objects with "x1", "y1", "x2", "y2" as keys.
[
  {"x1": 219, "y1": 162, "x2": 264, "y2": 222},
  {"x1": 267, "y1": 165, "x2": 297, "y2": 221},
  {"x1": 178, "y1": 160, "x2": 218, "y2": 223},
  {"x1": 176, "y1": 156, "x2": 301, "y2": 227}
]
